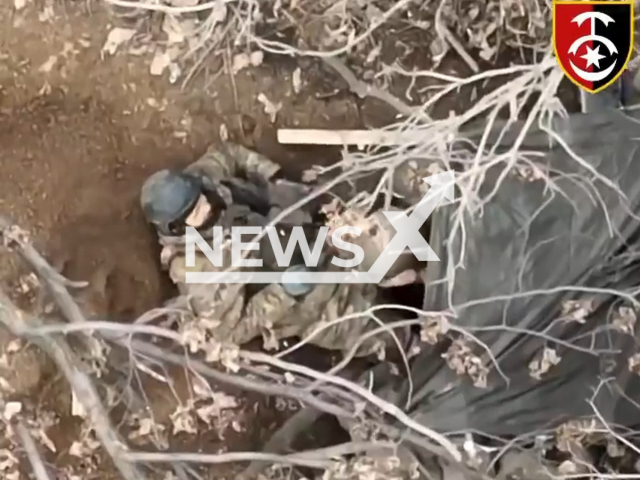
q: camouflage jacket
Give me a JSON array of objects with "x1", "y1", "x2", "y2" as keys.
[
  {"x1": 155, "y1": 143, "x2": 408, "y2": 356},
  {"x1": 171, "y1": 251, "x2": 403, "y2": 357},
  {"x1": 184, "y1": 142, "x2": 316, "y2": 228}
]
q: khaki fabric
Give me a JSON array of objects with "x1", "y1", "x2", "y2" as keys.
[{"x1": 156, "y1": 143, "x2": 406, "y2": 355}]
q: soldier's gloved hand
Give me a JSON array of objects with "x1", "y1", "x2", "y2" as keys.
[{"x1": 160, "y1": 245, "x2": 177, "y2": 269}]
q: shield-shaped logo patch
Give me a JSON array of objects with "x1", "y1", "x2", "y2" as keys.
[{"x1": 553, "y1": 0, "x2": 634, "y2": 94}]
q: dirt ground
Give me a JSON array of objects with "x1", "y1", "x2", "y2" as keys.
[{"x1": 0, "y1": 2, "x2": 376, "y2": 316}]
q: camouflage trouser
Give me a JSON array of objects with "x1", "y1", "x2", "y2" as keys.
[{"x1": 168, "y1": 253, "x2": 404, "y2": 356}]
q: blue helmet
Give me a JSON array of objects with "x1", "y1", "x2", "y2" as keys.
[
  {"x1": 280, "y1": 264, "x2": 314, "y2": 297},
  {"x1": 140, "y1": 169, "x2": 202, "y2": 235}
]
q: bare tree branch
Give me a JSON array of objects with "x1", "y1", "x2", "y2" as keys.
[
  {"x1": 14, "y1": 419, "x2": 54, "y2": 480},
  {"x1": 0, "y1": 218, "x2": 147, "y2": 480},
  {"x1": 124, "y1": 441, "x2": 395, "y2": 469}
]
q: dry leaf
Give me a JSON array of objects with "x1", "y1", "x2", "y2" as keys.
[
  {"x1": 102, "y1": 27, "x2": 136, "y2": 56},
  {"x1": 71, "y1": 390, "x2": 86, "y2": 418},
  {"x1": 250, "y1": 50, "x2": 264, "y2": 67},
  {"x1": 629, "y1": 353, "x2": 640, "y2": 374},
  {"x1": 3, "y1": 402, "x2": 21, "y2": 421},
  {"x1": 607, "y1": 438, "x2": 625, "y2": 458},
  {"x1": 292, "y1": 67, "x2": 302, "y2": 94},
  {"x1": 162, "y1": 15, "x2": 186, "y2": 45},
  {"x1": 168, "y1": 62, "x2": 182, "y2": 84},
  {"x1": 560, "y1": 298, "x2": 594, "y2": 323},
  {"x1": 219, "y1": 123, "x2": 229, "y2": 142},
  {"x1": 209, "y1": 0, "x2": 228, "y2": 24},
  {"x1": 170, "y1": 404, "x2": 197, "y2": 435},
  {"x1": 195, "y1": 391, "x2": 239, "y2": 425},
  {"x1": 442, "y1": 339, "x2": 488, "y2": 388},
  {"x1": 232, "y1": 51, "x2": 263, "y2": 74},
  {"x1": 231, "y1": 53, "x2": 251, "y2": 75},
  {"x1": 5, "y1": 340, "x2": 21, "y2": 353},
  {"x1": 301, "y1": 168, "x2": 319, "y2": 183},
  {"x1": 257, "y1": 93, "x2": 282, "y2": 123},
  {"x1": 420, "y1": 315, "x2": 449, "y2": 344},
  {"x1": 38, "y1": 5, "x2": 54, "y2": 22},
  {"x1": 557, "y1": 460, "x2": 578, "y2": 475},
  {"x1": 38, "y1": 55, "x2": 58, "y2": 73},
  {"x1": 213, "y1": 391, "x2": 238, "y2": 409},
  {"x1": 529, "y1": 347, "x2": 561, "y2": 380},
  {"x1": 365, "y1": 44, "x2": 382, "y2": 64},
  {"x1": 0, "y1": 449, "x2": 19, "y2": 471},
  {"x1": 612, "y1": 306, "x2": 637, "y2": 335},
  {"x1": 68, "y1": 441, "x2": 85, "y2": 457},
  {"x1": 231, "y1": 53, "x2": 251, "y2": 74},
  {"x1": 150, "y1": 50, "x2": 171, "y2": 76}
]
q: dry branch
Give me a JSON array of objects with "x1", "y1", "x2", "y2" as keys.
[
  {"x1": 240, "y1": 351, "x2": 462, "y2": 462},
  {"x1": 124, "y1": 442, "x2": 396, "y2": 470},
  {"x1": 0, "y1": 218, "x2": 147, "y2": 480},
  {"x1": 14, "y1": 419, "x2": 54, "y2": 480},
  {"x1": 0, "y1": 289, "x2": 145, "y2": 480},
  {"x1": 125, "y1": 451, "x2": 334, "y2": 469},
  {"x1": 118, "y1": 337, "x2": 357, "y2": 418},
  {"x1": 321, "y1": 56, "x2": 421, "y2": 119}
]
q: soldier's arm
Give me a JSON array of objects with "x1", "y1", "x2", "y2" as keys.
[
  {"x1": 185, "y1": 143, "x2": 281, "y2": 181},
  {"x1": 168, "y1": 252, "x2": 248, "y2": 340},
  {"x1": 239, "y1": 283, "x2": 299, "y2": 344}
]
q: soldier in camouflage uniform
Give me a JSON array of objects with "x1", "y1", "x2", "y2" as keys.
[{"x1": 140, "y1": 143, "x2": 411, "y2": 357}]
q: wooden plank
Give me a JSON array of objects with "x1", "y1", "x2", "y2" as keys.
[{"x1": 277, "y1": 129, "x2": 411, "y2": 146}]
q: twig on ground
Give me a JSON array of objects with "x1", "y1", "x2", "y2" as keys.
[
  {"x1": 125, "y1": 441, "x2": 396, "y2": 469},
  {"x1": 240, "y1": 351, "x2": 462, "y2": 462},
  {"x1": 14, "y1": 419, "x2": 53, "y2": 480},
  {"x1": 440, "y1": 25, "x2": 480, "y2": 74},
  {"x1": 124, "y1": 451, "x2": 333, "y2": 469},
  {"x1": 434, "y1": 0, "x2": 479, "y2": 74},
  {"x1": 0, "y1": 289, "x2": 145, "y2": 480},
  {"x1": 321, "y1": 56, "x2": 423, "y2": 120},
  {"x1": 589, "y1": 380, "x2": 640, "y2": 457},
  {"x1": 116, "y1": 336, "x2": 357, "y2": 419}
]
